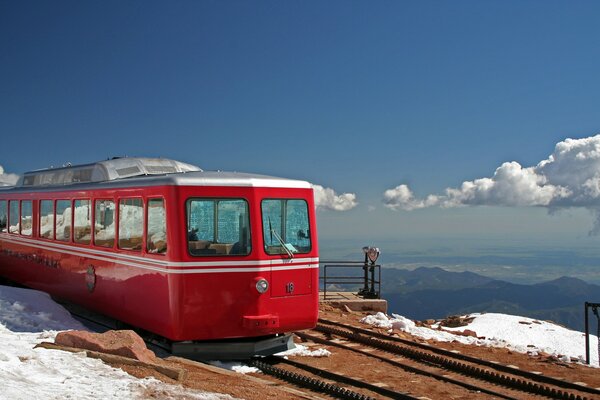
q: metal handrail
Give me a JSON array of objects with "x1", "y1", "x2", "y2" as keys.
[
  {"x1": 319, "y1": 260, "x2": 381, "y2": 300},
  {"x1": 584, "y1": 302, "x2": 600, "y2": 365}
]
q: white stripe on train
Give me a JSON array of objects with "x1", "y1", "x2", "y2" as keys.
[{"x1": 0, "y1": 234, "x2": 319, "y2": 274}]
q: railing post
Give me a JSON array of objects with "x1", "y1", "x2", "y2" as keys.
[
  {"x1": 369, "y1": 265, "x2": 376, "y2": 296},
  {"x1": 585, "y1": 302, "x2": 590, "y2": 365},
  {"x1": 360, "y1": 253, "x2": 369, "y2": 296},
  {"x1": 324, "y1": 265, "x2": 328, "y2": 300},
  {"x1": 378, "y1": 265, "x2": 381, "y2": 299}
]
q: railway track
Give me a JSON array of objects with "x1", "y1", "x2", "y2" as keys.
[
  {"x1": 58, "y1": 301, "x2": 600, "y2": 399},
  {"x1": 62, "y1": 303, "x2": 413, "y2": 399},
  {"x1": 298, "y1": 318, "x2": 600, "y2": 400},
  {"x1": 250, "y1": 356, "x2": 418, "y2": 400}
]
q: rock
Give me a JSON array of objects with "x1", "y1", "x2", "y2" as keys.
[
  {"x1": 461, "y1": 329, "x2": 478, "y2": 338},
  {"x1": 439, "y1": 315, "x2": 472, "y2": 328},
  {"x1": 54, "y1": 330, "x2": 156, "y2": 364}
]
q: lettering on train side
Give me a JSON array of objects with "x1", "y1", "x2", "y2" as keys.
[{"x1": 1, "y1": 249, "x2": 60, "y2": 268}]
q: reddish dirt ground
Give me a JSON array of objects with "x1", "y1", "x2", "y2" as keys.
[
  {"x1": 317, "y1": 307, "x2": 600, "y2": 390},
  {"x1": 80, "y1": 305, "x2": 600, "y2": 399},
  {"x1": 117, "y1": 358, "x2": 309, "y2": 400}
]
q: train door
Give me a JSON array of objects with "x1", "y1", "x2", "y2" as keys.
[{"x1": 261, "y1": 198, "x2": 313, "y2": 297}]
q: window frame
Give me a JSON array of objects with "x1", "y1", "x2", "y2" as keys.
[
  {"x1": 73, "y1": 198, "x2": 92, "y2": 245},
  {"x1": 94, "y1": 198, "x2": 116, "y2": 249},
  {"x1": 0, "y1": 200, "x2": 7, "y2": 233},
  {"x1": 261, "y1": 198, "x2": 312, "y2": 256},
  {"x1": 146, "y1": 197, "x2": 167, "y2": 255},
  {"x1": 55, "y1": 199, "x2": 72, "y2": 242},
  {"x1": 8, "y1": 200, "x2": 19, "y2": 234},
  {"x1": 118, "y1": 197, "x2": 144, "y2": 252},
  {"x1": 185, "y1": 197, "x2": 252, "y2": 257},
  {"x1": 39, "y1": 199, "x2": 55, "y2": 240},
  {"x1": 20, "y1": 200, "x2": 33, "y2": 236}
]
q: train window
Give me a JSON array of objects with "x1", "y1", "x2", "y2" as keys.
[
  {"x1": 262, "y1": 199, "x2": 311, "y2": 255},
  {"x1": 55, "y1": 200, "x2": 72, "y2": 242},
  {"x1": 118, "y1": 198, "x2": 143, "y2": 251},
  {"x1": 39, "y1": 200, "x2": 54, "y2": 239},
  {"x1": 186, "y1": 199, "x2": 251, "y2": 256},
  {"x1": 9, "y1": 200, "x2": 19, "y2": 234},
  {"x1": 147, "y1": 198, "x2": 167, "y2": 254},
  {"x1": 0, "y1": 200, "x2": 6, "y2": 233},
  {"x1": 74, "y1": 200, "x2": 91, "y2": 244},
  {"x1": 20, "y1": 200, "x2": 33, "y2": 236},
  {"x1": 94, "y1": 200, "x2": 115, "y2": 248}
]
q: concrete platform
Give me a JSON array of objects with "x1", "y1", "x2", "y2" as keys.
[{"x1": 319, "y1": 291, "x2": 387, "y2": 313}]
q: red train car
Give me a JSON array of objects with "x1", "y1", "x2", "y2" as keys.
[{"x1": 0, "y1": 158, "x2": 319, "y2": 358}]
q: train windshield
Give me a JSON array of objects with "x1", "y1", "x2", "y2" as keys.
[
  {"x1": 186, "y1": 199, "x2": 251, "y2": 256},
  {"x1": 262, "y1": 199, "x2": 311, "y2": 256}
]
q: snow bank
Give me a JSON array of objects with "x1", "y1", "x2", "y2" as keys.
[
  {"x1": 361, "y1": 312, "x2": 471, "y2": 343},
  {"x1": 208, "y1": 360, "x2": 261, "y2": 374},
  {"x1": 0, "y1": 285, "x2": 87, "y2": 332},
  {"x1": 0, "y1": 285, "x2": 233, "y2": 399},
  {"x1": 277, "y1": 344, "x2": 331, "y2": 358},
  {"x1": 361, "y1": 312, "x2": 599, "y2": 366},
  {"x1": 208, "y1": 343, "x2": 332, "y2": 375}
]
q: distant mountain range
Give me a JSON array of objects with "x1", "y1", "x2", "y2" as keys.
[{"x1": 380, "y1": 267, "x2": 600, "y2": 331}]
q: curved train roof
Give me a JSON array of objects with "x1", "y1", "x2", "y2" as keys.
[{"x1": 0, "y1": 158, "x2": 311, "y2": 193}]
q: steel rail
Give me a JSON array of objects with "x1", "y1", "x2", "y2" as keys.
[
  {"x1": 314, "y1": 320, "x2": 592, "y2": 400},
  {"x1": 297, "y1": 330, "x2": 517, "y2": 400},
  {"x1": 62, "y1": 303, "x2": 411, "y2": 399},
  {"x1": 252, "y1": 356, "x2": 418, "y2": 400},
  {"x1": 319, "y1": 318, "x2": 600, "y2": 398},
  {"x1": 277, "y1": 356, "x2": 418, "y2": 400},
  {"x1": 59, "y1": 298, "x2": 589, "y2": 400}
]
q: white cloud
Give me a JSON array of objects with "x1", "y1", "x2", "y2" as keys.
[
  {"x1": 312, "y1": 184, "x2": 357, "y2": 211},
  {"x1": 0, "y1": 165, "x2": 19, "y2": 186},
  {"x1": 440, "y1": 161, "x2": 569, "y2": 207},
  {"x1": 383, "y1": 134, "x2": 600, "y2": 231},
  {"x1": 383, "y1": 184, "x2": 439, "y2": 211}
]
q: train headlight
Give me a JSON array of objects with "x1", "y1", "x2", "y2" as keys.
[{"x1": 255, "y1": 278, "x2": 269, "y2": 294}]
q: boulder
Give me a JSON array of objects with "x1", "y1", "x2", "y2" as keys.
[
  {"x1": 452, "y1": 329, "x2": 478, "y2": 338},
  {"x1": 439, "y1": 315, "x2": 475, "y2": 328},
  {"x1": 54, "y1": 330, "x2": 156, "y2": 364}
]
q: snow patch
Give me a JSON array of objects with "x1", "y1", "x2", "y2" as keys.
[
  {"x1": 208, "y1": 360, "x2": 260, "y2": 374},
  {"x1": 0, "y1": 285, "x2": 233, "y2": 399},
  {"x1": 361, "y1": 312, "x2": 599, "y2": 366},
  {"x1": 276, "y1": 344, "x2": 331, "y2": 357},
  {"x1": 0, "y1": 286, "x2": 87, "y2": 332}
]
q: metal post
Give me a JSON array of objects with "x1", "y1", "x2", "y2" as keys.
[
  {"x1": 584, "y1": 302, "x2": 600, "y2": 365},
  {"x1": 369, "y1": 265, "x2": 376, "y2": 296},
  {"x1": 593, "y1": 305, "x2": 600, "y2": 367},
  {"x1": 585, "y1": 302, "x2": 590, "y2": 365},
  {"x1": 360, "y1": 253, "x2": 369, "y2": 296},
  {"x1": 378, "y1": 266, "x2": 381, "y2": 299},
  {"x1": 324, "y1": 265, "x2": 327, "y2": 300}
]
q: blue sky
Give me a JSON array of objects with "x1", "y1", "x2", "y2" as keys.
[{"x1": 2, "y1": 1, "x2": 600, "y2": 269}]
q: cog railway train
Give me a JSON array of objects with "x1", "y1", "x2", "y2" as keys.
[{"x1": 0, "y1": 158, "x2": 319, "y2": 358}]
